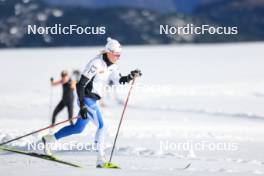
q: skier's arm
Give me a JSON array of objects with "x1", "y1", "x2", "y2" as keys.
[
  {"x1": 70, "y1": 80, "x2": 77, "y2": 90},
  {"x1": 76, "y1": 75, "x2": 93, "y2": 119},
  {"x1": 119, "y1": 74, "x2": 131, "y2": 84},
  {"x1": 77, "y1": 61, "x2": 98, "y2": 107},
  {"x1": 50, "y1": 78, "x2": 62, "y2": 86},
  {"x1": 110, "y1": 67, "x2": 142, "y2": 85},
  {"x1": 119, "y1": 69, "x2": 142, "y2": 84},
  {"x1": 76, "y1": 75, "x2": 89, "y2": 107}
]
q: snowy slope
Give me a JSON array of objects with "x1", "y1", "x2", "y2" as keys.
[{"x1": 0, "y1": 43, "x2": 264, "y2": 175}]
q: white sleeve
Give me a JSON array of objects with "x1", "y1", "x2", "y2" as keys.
[
  {"x1": 82, "y1": 59, "x2": 100, "y2": 79},
  {"x1": 109, "y1": 66, "x2": 121, "y2": 85}
]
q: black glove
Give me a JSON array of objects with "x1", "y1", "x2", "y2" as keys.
[
  {"x1": 50, "y1": 77, "x2": 54, "y2": 82},
  {"x1": 130, "y1": 69, "x2": 142, "y2": 79},
  {"x1": 79, "y1": 106, "x2": 89, "y2": 119},
  {"x1": 119, "y1": 69, "x2": 142, "y2": 84}
]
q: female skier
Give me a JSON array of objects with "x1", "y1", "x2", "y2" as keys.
[
  {"x1": 50, "y1": 70, "x2": 76, "y2": 126},
  {"x1": 42, "y1": 37, "x2": 142, "y2": 168}
]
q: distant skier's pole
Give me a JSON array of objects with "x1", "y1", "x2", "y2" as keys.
[
  {"x1": 48, "y1": 85, "x2": 54, "y2": 119},
  {"x1": 109, "y1": 78, "x2": 137, "y2": 163},
  {"x1": 0, "y1": 116, "x2": 79, "y2": 146}
]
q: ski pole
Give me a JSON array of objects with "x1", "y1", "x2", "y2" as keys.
[
  {"x1": 109, "y1": 78, "x2": 137, "y2": 163},
  {"x1": 48, "y1": 85, "x2": 54, "y2": 120},
  {"x1": 0, "y1": 116, "x2": 79, "y2": 146}
]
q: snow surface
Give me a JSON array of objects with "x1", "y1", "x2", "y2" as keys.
[{"x1": 0, "y1": 43, "x2": 264, "y2": 175}]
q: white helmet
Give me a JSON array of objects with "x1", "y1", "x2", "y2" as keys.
[{"x1": 105, "y1": 37, "x2": 122, "y2": 53}]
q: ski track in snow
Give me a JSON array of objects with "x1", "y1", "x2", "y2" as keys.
[{"x1": 127, "y1": 103, "x2": 264, "y2": 121}]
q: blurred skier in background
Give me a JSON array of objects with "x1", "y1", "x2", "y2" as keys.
[
  {"x1": 50, "y1": 70, "x2": 76, "y2": 126},
  {"x1": 71, "y1": 69, "x2": 81, "y2": 82}
]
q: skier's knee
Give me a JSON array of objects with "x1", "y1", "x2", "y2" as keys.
[{"x1": 98, "y1": 122, "x2": 104, "y2": 129}]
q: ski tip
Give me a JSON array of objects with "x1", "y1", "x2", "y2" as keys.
[
  {"x1": 73, "y1": 164, "x2": 83, "y2": 168},
  {"x1": 97, "y1": 162, "x2": 120, "y2": 169},
  {"x1": 179, "y1": 163, "x2": 191, "y2": 170}
]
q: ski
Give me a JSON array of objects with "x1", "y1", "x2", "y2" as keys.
[
  {"x1": 0, "y1": 146, "x2": 82, "y2": 168},
  {"x1": 97, "y1": 162, "x2": 120, "y2": 169},
  {"x1": 177, "y1": 163, "x2": 191, "y2": 170}
]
